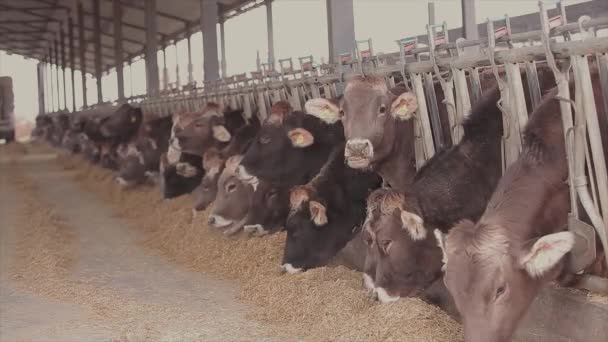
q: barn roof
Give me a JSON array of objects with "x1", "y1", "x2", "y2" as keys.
[{"x1": 0, "y1": 0, "x2": 264, "y2": 73}]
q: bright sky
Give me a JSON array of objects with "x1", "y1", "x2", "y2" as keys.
[{"x1": 0, "y1": 0, "x2": 593, "y2": 122}]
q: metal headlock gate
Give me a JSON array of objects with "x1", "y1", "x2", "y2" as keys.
[{"x1": 62, "y1": 2, "x2": 604, "y2": 277}]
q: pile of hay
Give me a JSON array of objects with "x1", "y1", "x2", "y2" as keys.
[{"x1": 60, "y1": 154, "x2": 463, "y2": 341}]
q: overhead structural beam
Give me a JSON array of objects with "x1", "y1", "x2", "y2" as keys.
[
  {"x1": 145, "y1": 0, "x2": 160, "y2": 96},
  {"x1": 326, "y1": 0, "x2": 355, "y2": 63},
  {"x1": 71, "y1": 23, "x2": 145, "y2": 46},
  {"x1": 103, "y1": 0, "x2": 189, "y2": 23},
  {"x1": 113, "y1": 0, "x2": 125, "y2": 101},
  {"x1": 200, "y1": 0, "x2": 220, "y2": 81},
  {"x1": 93, "y1": 0, "x2": 103, "y2": 104},
  {"x1": 78, "y1": 1, "x2": 88, "y2": 108},
  {"x1": 265, "y1": 0, "x2": 275, "y2": 68},
  {"x1": 82, "y1": 11, "x2": 167, "y2": 41}
]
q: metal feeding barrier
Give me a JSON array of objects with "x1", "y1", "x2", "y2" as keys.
[{"x1": 88, "y1": 1, "x2": 607, "y2": 281}]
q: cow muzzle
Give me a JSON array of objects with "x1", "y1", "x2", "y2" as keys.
[
  {"x1": 375, "y1": 287, "x2": 400, "y2": 303},
  {"x1": 345, "y1": 139, "x2": 373, "y2": 169},
  {"x1": 280, "y1": 263, "x2": 303, "y2": 274},
  {"x1": 208, "y1": 214, "x2": 232, "y2": 228}
]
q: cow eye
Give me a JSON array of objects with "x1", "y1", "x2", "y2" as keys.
[
  {"x1": 495, "y1": 284, "x2": 507, "y2": 300},
  {"x1": 380, "y1": 240, "x2": 392, "y2": 254},
  {"x1": 379, "y1": 105, "x2": 386, "y2": 114},
  {"x1": 339, "y1": 109, "x2": 345, "y2": 116},
  {"x1": 260, "y1": 135, "x2": 271, "y2": 144},
  {"x1": 226, "y1": 183, "x2": 237, "y2": 193}
]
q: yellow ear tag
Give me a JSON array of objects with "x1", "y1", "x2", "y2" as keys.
[
  {"x1": 296, "y1": 135, "x2": 305, "y2": 145},
  {"x1": 394, "y1": 100, "x2": 409, "y2": 117},
  {"x1": 131, "y1": 116, "x2": 136, "y2": 123}
]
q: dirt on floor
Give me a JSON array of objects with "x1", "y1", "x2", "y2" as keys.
[{"x1": 56, "y1": 151, "x2": 463, "y2": 342}]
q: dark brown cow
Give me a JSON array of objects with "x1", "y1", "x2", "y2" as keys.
[
  {"x1": 436, "y1": 71, "x2": 607, "y2": 342},
  {"x1": 305, "y1": 77, "x2": 418, "y2": 190}
]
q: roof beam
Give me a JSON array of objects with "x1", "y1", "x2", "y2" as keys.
[
  {"x1": 103, "y1": 0, "x2": 189, "y2": 24},
  {"x1": 72, "y1": 23, "x2": 145, "y2": 46},
  {"x1": 82, "y1": 11, "x2": 168, "y2": 41}
]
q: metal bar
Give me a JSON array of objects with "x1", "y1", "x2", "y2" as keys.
[
  {"x1": 145, "y1": 0, "x2": 160, "y2": 96},
  {"x1": 78, "y1": 0, "x2": 88, "y2": 107},
  {"x1": 461, "y1": 0, "x2": 479, "y2": 40},
  {"x1": 113, "y1": 0, "x2": 125, "y2": 101},
  {"x1": 220, "y1": 19, "x2": 227, "y2": 78},
  {"x1": 326, "y1": 0, "x2": 355, "y2": 63},
  {"x1": 266, "y1": 0, "x2": 275, "y2": 68},
  {"x1": 69, "y1": 17, "x2": 76, "y2": 112},
  {"x1": 93, "y1": 0, "x2": 103, "y2": 104},
  {"x1": 49, "y1": 47, "x2": 55, "y2": 112},
  {"x1": 60, "y1": 25, "x2": 67, "y2": 110},
  {"x1": 54, "y1": 38, "x2": 61, "y2": 110},
  {"x1": 162, "y1": 46, "x2": 169, "y2": 90},
  {"x1": 186, "y1": 26, "x2": 194, "y2": 84},
  {"x1": 103, "y1": 0, "x2": 189, "y2": 23}
]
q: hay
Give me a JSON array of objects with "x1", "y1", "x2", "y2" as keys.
[{"x1": 59, "y1": 153, "x2": 463, "y2": 341}]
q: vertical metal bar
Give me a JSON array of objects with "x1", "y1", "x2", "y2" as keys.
[
  {"x1": 77, "y1": 0, "x2": 87, "y2": 108},
  {"x1": 49, "y1": 47, "x2": 55, "y2": 112},
  {"x1": 266, "y1": 0, "x2": 275, "y2": 69},
  {"x1": 174, "y1": 42, "x2": 181, "y2": 88},
  {"x1": 200, "y1": 0, "x2": 220, "y2": 81},
  {"x1": 162, "y1": 46, "x2": 169, "y2": 90},
  {"x1": 93, "y1": 0, "x2": 103, "y2": 104},
  {"x1": 186, "y1": 25, "x2": 194, "y2": 84},
  {"x1": 461, "y1": 0, "x2": 478, "y2": 40},
  {"x1": 524, "y1": 61, "x2": 542, "y2": 109},
  {"x1": 469, "y1": 67, "x2": 482, "y2": 104},
  {"x1": 68, "y1": 17, "x2": 76, "y2": 111},
  {"x1": 411, "y1": 73, "x2": 436, "y2": 163},
  {"x1": 113, "y1": 0, "x2": 125, "y2": 101},
  {"x1": 54, "y1": 38, "x2": 61, "y2": 110},
  {"x1": 428, "y1": 2, "x2": 435, "y2": 29},
  {"x1": 60, "y1": 25, "x2": 67, "y2": 110},
  {"x1": 145, "y1": 0, "x2": 159, "y2": 96},
  {"x1": 37, "y1": 62, "x2": 46, "y2": 116},
  {"x1": 220, "y1": 19, "x2": 227, "y2": 78}
]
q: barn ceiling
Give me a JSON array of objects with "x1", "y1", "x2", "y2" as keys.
[{"x1": 0, "y1": 0, "x2": 266, "y2": 74}]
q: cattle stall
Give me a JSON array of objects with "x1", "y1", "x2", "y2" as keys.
[{"x1": 5, "y1": 0, "x2": 608, "y2": 341}]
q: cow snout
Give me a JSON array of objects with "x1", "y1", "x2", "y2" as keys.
[
  {"x1": 207, "y1": 214, "x2": 232, "y2": 228},
  {"x1": 375, "y1": 287, "x2": 400, "y2": 304},
  {"x1": 280, "y1": 263, "x2": 303, "y2": 274},
  {"x1": 345, "y1": 139, "x2": 373, "y2": 169}
]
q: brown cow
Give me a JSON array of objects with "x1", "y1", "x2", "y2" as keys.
[
  {"x1": 306, "y1": 77, "x2": 418, "y2": 190},
  {"x1": 436, "y1": 71, "x2": 607, "y2": 342}
]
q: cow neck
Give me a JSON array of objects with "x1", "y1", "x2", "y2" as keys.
[{"x1": 375, "y1": 121, "x2": 416, "y2": 191}]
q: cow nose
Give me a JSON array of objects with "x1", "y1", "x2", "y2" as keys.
[
  {"x1": 207, "y1": 216, "x2": 216, "y2": 225},
  {"x1": 345, "y1": 139, "x2": 373, "y2": 157}
]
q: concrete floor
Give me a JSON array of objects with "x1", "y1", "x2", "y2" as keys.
[{"x1": 0, "y1": 151, "x2": 276, "y2": 341}]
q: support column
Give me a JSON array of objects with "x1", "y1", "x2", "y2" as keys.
[
  {"x1": 60, "y1": 25, "x2": 67, "y2": 110},
  {"x1": 93, "y1": 0, "x2": 103, "y2": 103},
  {"x1": 77, "y1": 1, "x2": 87, "y2": 108},
  {"x1": 37, "y1": 62, "x2": 46, "y2": 116},
  {"x1": 54, "y1": 38, "x2": 61, "y2": 110},
  {"x1": 186, "y1": 26, "x2": 194, "y2": 84},
  {"x1": 49, "y1": 47, "x2": 55, "y2": 112},
  {"x1": 265, "y1": 0, "x2": 275, "y2": 69},
  {"x1": 461, "y1": 0, "x2": 478, "y2": 40},
  {"x1": 68, "y1": 17, "x2": 76, "y2": 111},
  {"x1": 174, "y1": 42, "x2": 181, "y2": 88},
  {"x1": 200, "y1": 0, "x2": 220, "y2": 81},
  {"x1": 162, "y1": 46, "x2": 169, "y2": 90},
  {"x1": 113, "y1": 0, "x2": 125, "y2": 101},
  {"x1": 428, "y1": 2, "x2": 436, "y2": 28},
  {"x1": 325, "y1": 0, "x2": 355, "y2": 63},
  {"x1": 145, "y1": 0, "x2": 160, "y2": 96},
  {"x1": 219, "y1": 19, "x2": 227, "y2": 78}
]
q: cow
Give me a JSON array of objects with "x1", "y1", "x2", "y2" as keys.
[
  {"x1": 435, "y1": 71, "x2": 607, "y2": 342},
  {"x1": 239, "y1": 106, "x2": 344, "y2": 188},
  {"x1": 208, "y1": 155, "x2": 289, "y2": 236},
  {"x1": 115, "y1": 116, "x2": 172, "y2": 187},
  {"x1": 192, "y1": 117, "x2": 261, "y2": 211},
  {"x1": 282, "y1": 146, "x2": 381, "y2": 273},
  {"x1": 98, "y1": 103, "x2": 143, "y2": 145},
  {"x1": 361, "y1": 84, "x2": 505, "y2": 303},
  {"x1": 159, "y1": 151, "x2": 204, "y2": 199},
  {"x1": 305, "y1": 77, "x2": 419, "y2": 190}
]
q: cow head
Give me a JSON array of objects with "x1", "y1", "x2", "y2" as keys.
[
  {"x1": 159, "y1": 152, "x2": 204, "y2": 199},
  {"x1": 193, "y1": 149, "x2": 226, "y2": 211},
  {"x1": 170, "y1": 103, "x2": 232, "y2": 155},
  {"x1": 99, "y1": 104, "x2": 143, "y2": 141},
  {"x1": 282, "y1": 186, "x2": 356, "y2": 273},
  {"x1": 240, "y1": 111, "x2": 343, "y2": 187},
  {"x1": 306, "y1": 77, "x2": 417, "y2": 170},
  {"x1": 436, "y1": 221, "x2": 575, "y2": 342},
  {"x1": 361, "y1": 188, "x2": 441, "y2": 303},
  {"x1": 209, "y1": 155, "x2": 254, "y2": 235},
  {"x1": 243, "y1": 181, "x2": 289, "y2": 237}
]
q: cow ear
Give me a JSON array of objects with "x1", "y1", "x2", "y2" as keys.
[
  {"x1": 520, "y1": 231, "x2": 575, "y2": 278},
  {"x1": 434, "y1": 229, "x2": 448, "y2": 271},
  {"x1": 212, "y1": 125, "x2": 232, "y2": 142},
  {"x1": 390, "y1": 92, "x2": 418, "y2": 120},
  {"x1": 400, "y1": 210, "x2": 426, "y2": 240},
  {"x1": 305, "y1": 98, "x2": 341, "y2": 124},
  {"x1": 309, "y1": 200, "x2": 328, "y2": 226},
  {"x1": 287, "y1": 128, "x2": 314, "y2": 148}
]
